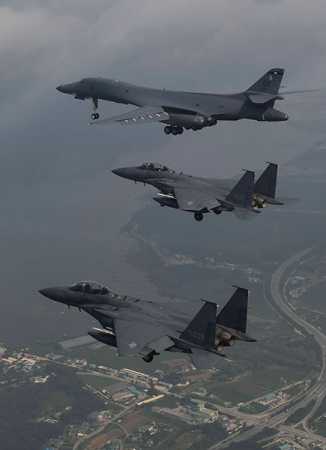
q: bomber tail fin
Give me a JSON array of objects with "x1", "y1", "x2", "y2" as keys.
[
  {"x1": 180, "y1": 301, "x2": 217, "y2": 349},
  {"x1": 247, "y1": 68, "x2": 284, "y2": 94},
  {"x1": 225, "y1": 170, "x2": 255, "y2": 210}
]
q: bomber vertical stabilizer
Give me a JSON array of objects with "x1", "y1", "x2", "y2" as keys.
[{"x1": 247, "y1": 68, "x2": 284, "y2": 95}]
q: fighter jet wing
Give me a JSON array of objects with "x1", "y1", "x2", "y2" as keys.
[
  {"x1": 90, "y1": 106, "x2": 169, "y2": 126},
  {"x1": 113, "y1": 318, "x2": 173, "y2": 356},
  {"x1": 173, "y1": 187, "x2": 220, "y2": 212},
  {"x1": 190, "y1": 348, "x2": 225, "y2": 369}
]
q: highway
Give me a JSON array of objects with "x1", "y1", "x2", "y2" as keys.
[{"x1": 209, "y1": 247, "x2": 326, "y2": 449}]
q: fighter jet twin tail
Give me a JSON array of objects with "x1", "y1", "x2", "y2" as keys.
[{"x1": 39, "y1": 283, "x2": 255, "y2": 369}]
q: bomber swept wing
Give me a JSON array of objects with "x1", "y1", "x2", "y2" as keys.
[{"x1": 90, "y1": 106, "x2": 169, "y2": 126}]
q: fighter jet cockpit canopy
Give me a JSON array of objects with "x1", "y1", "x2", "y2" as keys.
[
  {"x1": 69, "y1": 281, "x2": 109, "y2": 295},
  {"x1": 139, "y1": 162, "x2": 174, "y2": 173}
]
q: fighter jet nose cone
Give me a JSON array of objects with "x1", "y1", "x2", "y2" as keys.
[
  {"x1": 39, "y1": 287, "x2": 67, "y2": 304},
  {"x1": 56, "y1": 85, "x2": 64, "y2": 93},
  {"x1": 112, "y1": 168, "x2": 128, "y2": 178},
  {"x1": 39, "y1": 288, "x2": 51, "y2": 298}
]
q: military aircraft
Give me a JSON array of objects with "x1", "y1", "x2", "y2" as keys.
[
  {"x1": 112, "y1": 162, "x2": 283, "y2": 221},
  {"x1": 56, "y1": 68, "x2": 291, "y2": 135},
  {"x1": 39, "y1": 282, "x2": 255, "y2": 368}
]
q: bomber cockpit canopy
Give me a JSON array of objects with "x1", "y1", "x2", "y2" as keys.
[
  {"x1": 139, "y1": 162, "x2": 174, "y2": 173},
  {"x1": 69, "y1": 281, "x2": 109, "y2": 295}
]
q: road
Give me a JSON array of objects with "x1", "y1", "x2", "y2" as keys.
[
  {"x1": 209, "y1": 247, "x2": 326, "y2": 449},
  {"x1": 73, "y1": 401, "x2": 138, "y2": 450}
]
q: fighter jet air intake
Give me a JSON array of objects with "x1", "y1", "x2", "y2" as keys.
[{"x1": 57, "y1": 68, "x2": 292, "y2": 135}]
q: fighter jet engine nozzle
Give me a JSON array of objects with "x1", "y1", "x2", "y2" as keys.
[
  {"x1": 216, "y1": 331, "x2": 235, "y2": 351},
  {"x1": 153, "y1": 193, "x2": 178, "y2": 209},
  {"x1": 260, "y1": 108, "x2": 288, "y2": 122},
  {"x1": 252, "y1": 196, "x2": 266, "y2": 209}
]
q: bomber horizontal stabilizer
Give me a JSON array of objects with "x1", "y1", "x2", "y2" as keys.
[{"x1": 246, "y1": 92, "x2": 283, "y2": 104}]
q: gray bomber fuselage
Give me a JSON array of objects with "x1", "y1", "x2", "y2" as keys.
[
  {"x1": 57, "y1": 76, "x2": 288, "y2": 124},
  {"x1": 58, "y1": 78, "x2": 242, "y2": 118}
]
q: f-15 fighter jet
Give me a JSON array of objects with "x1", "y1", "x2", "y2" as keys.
[
  {"x1": 56, "y1": 68, "x2": 290, "y2": 135},
  {"x1": 112, "y1": 162, "x2": 283, "y2": 221},
  {"x1": 39, "y1": 282, "x2": 255, "y2": 369}
]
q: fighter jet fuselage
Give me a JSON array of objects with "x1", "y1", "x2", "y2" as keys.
[
  {"x1": 39, "y1": 281, "x2": 255, "y2": 367},
  {"x1": 112, "y1": 162, "x2": 284, "y2": 222},
  {"x1": 57, "y1": 68, "x2": 288, "y2": 134}
]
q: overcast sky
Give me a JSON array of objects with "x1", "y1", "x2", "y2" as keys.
[{"x1": 0, "y1": 0, "x2": 326, "y2": 343}]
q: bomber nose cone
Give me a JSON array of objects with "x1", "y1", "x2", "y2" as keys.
[{"x1": 56, "y1": 83, "x2": 75, "y2": 94}]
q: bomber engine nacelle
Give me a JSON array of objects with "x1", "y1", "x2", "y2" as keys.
[
  {"x1": 168, "y1": 113, "x2": 217, "y2": 130},
  {"x1": 259, "y1": 108, "x2": 288, "y2": 122}
]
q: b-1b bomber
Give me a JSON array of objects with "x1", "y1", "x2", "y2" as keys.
[
  {"x1": 56, "y1": 68, "x2": 290, "y2": 135},
  {"x1": 112, "y1": 162, "x2": 284, "y2": 222},
  {"x1": 39, "y1": 282, "x2": 255, "y2": 369}
]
